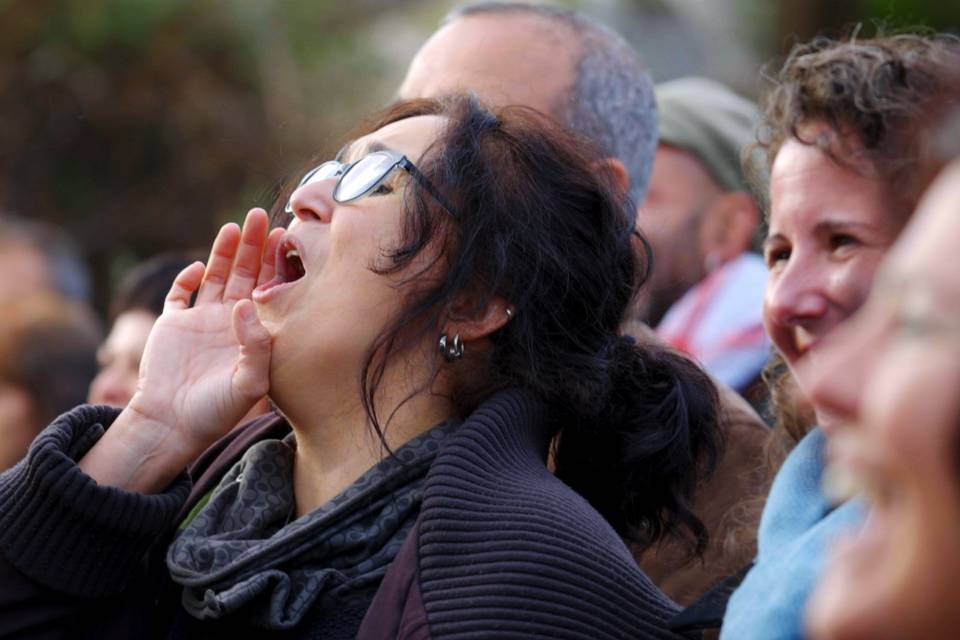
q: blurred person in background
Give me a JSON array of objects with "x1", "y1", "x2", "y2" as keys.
[
  {"x1": 89, "y1": 252, "x2": 201, "y2": 407},
  {"x1": 400, "y1": 0, "x2": 769, "y2": 605},
  {"x1": 0, "y1": 293, "x2": 101, "y2": 470},
  {"x1": 804, "y1": 154, "x2": 960, "y2": 640},
  {"x1": 717, "y1": 33, "x2": 960, "y2": 640},
  {"x1": 0, "y1": 214, "x2": 92, "y2": 304},
  {"x1": 645, "y1": 77, "x2": 769, "y2": 396}
]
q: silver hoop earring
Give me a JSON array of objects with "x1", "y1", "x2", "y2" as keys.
[
  {"x1": 505, "y1": 307, "x2": 515, "y2": 320},
  {"x1": 439, "y1": 333, "x2": 465, "y2": 362}
]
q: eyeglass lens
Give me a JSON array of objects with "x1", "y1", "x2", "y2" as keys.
[
  {"x1": 335, "y1": 152, "x2": 398, "y2": 202},
  {"x1": 286, "y1": 151, "x2": 402, "y2": 214}
]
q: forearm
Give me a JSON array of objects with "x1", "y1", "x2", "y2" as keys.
[{"x1": 0, "y1": 405, "x2": 191, "y2": 600}]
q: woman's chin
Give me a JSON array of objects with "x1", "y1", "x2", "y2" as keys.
[
  {"x1": 807, "y1": 508, "x2": 895, "y2": 639},
  {"x1": 814, "y1": 409, "x2": 844, "y2": 437},
  {"x1": 250, "y1": 307, "x2": 279, "y2": 339}
]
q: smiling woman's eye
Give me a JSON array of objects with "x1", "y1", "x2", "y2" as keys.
[
  {"x1": 829, "y1": 233, "x2": 858, "y2": 251},
  {"x1": 764, "y1": 245, "x2": 791, "y2": 268},
  {"x1": 372, "y1": 183, "x2": 394, "y2": 195}
]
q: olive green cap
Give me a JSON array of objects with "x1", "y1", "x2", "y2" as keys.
[{"x1": 655, "y1": 77, "x2": 759, "y2": 192}]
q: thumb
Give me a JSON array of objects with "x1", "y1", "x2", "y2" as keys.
[{"x1": 232, "y1": 299, "x2": 272, "y2": 399}]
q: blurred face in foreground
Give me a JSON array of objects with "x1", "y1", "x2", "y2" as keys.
[
  {"x1": 762, "y1": 126, "x2": 901, "y2": 432},
  {"x1": 802, "y1": 159, "x2": 960, "y2": 640}
]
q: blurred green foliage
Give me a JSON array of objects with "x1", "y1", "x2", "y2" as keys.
[{"x1": 0, "y1": 0, "x2": 428, "y2": 312}]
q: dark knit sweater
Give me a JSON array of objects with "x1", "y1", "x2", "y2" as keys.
[
  {"x1": 0, "y1": 392, "x2": 687, "y2": 639},
  {"x1": 357, "y1": 388, "x2": 687, "y2": 639}
]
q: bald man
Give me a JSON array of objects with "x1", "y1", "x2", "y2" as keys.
[{"x1": 400, "y1": 2, "x2": 768, "y2": 606}]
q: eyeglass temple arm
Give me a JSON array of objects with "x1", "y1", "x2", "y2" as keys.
[{"x1": 400, "y1": 158, "x2": 459, "y2": 219}]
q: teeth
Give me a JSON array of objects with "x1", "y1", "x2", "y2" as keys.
[
  {"x1": 795, "y1": 327, "x2": 816, "y2": 354},
  {"x1": 285, "y1": 249, "x2": 300, "y2": 259}
]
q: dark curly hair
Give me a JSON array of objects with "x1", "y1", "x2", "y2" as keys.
[
  {"x1": 752, "y1": 32, "x2": 960, "y2": 464},
  {"x1": 274, "y1": 95, "x2": 724, "y2": 557}
]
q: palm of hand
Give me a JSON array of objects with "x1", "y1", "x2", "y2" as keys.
[
  {"x1": 137, "y1": 303, "x2": 253, "y2": 443},
  {"x1": 127, "y1": 210, "x2": 281, "y2": 451}
]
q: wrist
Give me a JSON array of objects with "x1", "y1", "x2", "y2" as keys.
[{"x1": 78, "y1": 403, "x2": 203, "y2": 494}]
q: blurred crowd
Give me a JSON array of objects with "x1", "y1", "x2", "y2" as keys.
[{"x1": 0, "y1": 2, "x2": 958, "y2": 639}]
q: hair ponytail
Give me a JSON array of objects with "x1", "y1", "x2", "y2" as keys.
[{"x1": 552, "y1": 337, "x2": 723, "y2": 558}]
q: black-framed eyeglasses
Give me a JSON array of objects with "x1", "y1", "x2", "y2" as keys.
[{"x1": 284, "y1": 149, "x2": 457, "y2": 218}]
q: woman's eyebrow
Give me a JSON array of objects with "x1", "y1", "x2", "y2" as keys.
[
  {"x1": 812, "y1": 219, "x2": 876, "y2": 236},
  {"x1": 337, "y1": 140, "x2": 394, "y2": 163}
]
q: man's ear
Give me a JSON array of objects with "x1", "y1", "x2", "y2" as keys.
[
  {"x1": 594, "y1": 157, "x2": 630, "y2": 201},
  {"x1": 443, "y1": 295, "x2": 514, "y2": 343},
  {"x1": 699, "y1": 191, "x2": 759, "y2": 264}
]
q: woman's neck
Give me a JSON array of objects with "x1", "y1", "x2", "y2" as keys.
[{"x1": 284, "y1": 381, "x2": 453, "y2": 518}]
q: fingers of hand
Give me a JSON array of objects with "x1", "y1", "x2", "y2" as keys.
[
  {"x1": 164, "y1": 262, "x2": 206, "y2": 312},
  {"x1": 196, "y1": 223, "x2": 242, "y2": 304},
  {"x1": 256, "y1": 227, "x2": 285, "y2": 288},
  {"x1": 232, "y1": 300, "x2": 272, "y2": 399},
  {"x1": 223, "y1": 209, "x2": 270, "y2": 302}
]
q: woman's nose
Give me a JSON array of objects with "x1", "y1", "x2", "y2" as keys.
[
  {"x1": 765, "y1": 259, "x2": 830, "y2": 328},
  {"x1": 288, "y1": 179, "x2": 337, "y2": 225}
]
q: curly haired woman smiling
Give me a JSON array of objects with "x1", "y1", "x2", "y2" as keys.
[{"x1": 0, "y1": 96, "x2": 721, "y2": 639}]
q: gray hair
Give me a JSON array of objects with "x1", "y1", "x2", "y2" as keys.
[
  {"x1": 445, "y1": 2, "x2": 658, "y2": 209},
  {"x1": 0, "y1": 214, "x2": 92, "y2": 302}
]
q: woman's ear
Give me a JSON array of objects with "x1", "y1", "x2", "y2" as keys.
[
  {"x1": 699, "y1": 191, "x2": 759, "y2": 264},
  {"x1": 594, "y1": 157, "x2": 630, "y2": 201},
  {"x1": 443, "y1": 295, "x2": 514, "y2": 343}
]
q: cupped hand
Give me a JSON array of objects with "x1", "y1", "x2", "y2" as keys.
[{"x1": 127, "y1": 208, "x2": 284, "y2": 453}]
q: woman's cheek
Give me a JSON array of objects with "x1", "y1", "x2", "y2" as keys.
[{"x1": 831, "y1": 251, "x2": 887, "y2": 314}]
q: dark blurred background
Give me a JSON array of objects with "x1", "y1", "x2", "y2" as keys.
[{"x1": 1, "y1": 0, "x2": 957, "y2": 315}]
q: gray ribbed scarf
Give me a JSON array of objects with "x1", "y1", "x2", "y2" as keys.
[{"x1": 166, "y1": 420, "x2": 454, "y2": 629}]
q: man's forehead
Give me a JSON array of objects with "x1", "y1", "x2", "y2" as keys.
[
  {"x1": 340, "y1": 114, "x2": 447, "y2": 163},
  {"x1": 399, "y1": 13, "x2": 578, "y2": 115}
]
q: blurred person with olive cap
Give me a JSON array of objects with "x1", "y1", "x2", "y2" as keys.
[{"x1": 636, "y1": 77, "x2": 769, "y2": 394}]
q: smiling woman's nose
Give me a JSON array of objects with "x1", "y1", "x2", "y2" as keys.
[{"x1": 765, "y1": 270, "x2": 830, "y2": 327}]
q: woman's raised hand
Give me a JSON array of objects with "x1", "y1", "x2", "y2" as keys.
[{"x1": 79, "y1": 209, "x2": 284, "y2": 493}]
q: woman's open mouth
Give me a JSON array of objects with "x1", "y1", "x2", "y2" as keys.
[{"x1": 253, "y1": 234, "x2": 307, "y2": 303}]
